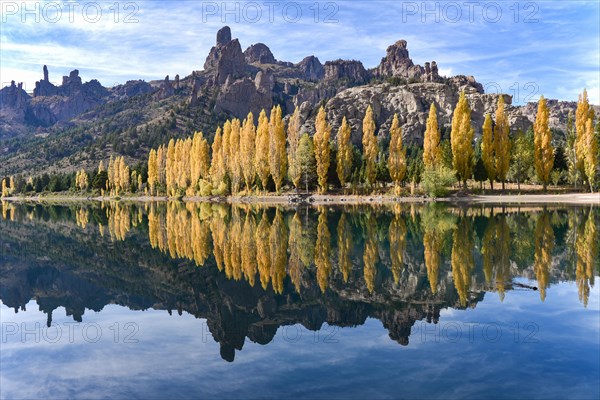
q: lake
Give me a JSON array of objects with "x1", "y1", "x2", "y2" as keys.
[{"x1": 1, "y1": 201, "x2": 599, "y2": 399}]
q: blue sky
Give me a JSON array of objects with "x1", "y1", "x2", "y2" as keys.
[{"x1": 1, "y1": 0, "x2": 599, "y2": 105}]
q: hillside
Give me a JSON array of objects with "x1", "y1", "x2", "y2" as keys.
[{"x1": 1, "y1": 26, "x2": 597, "y2": 178}]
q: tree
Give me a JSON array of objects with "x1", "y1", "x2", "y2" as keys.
[
  {"x1": 451, "y1": 91, "x2": 474, "y2": 188},
  {"x1": 191, "y1": 132, "x2": 210, "y2": 194},
  {"x1": 241, "y1": 113, "x2": 257, "y2": 191},
  {"x1": 583, "y1": 119, "x2": 598, "y2": 192},
  {"x1": 534, "y1": 211, "x2": 554, "y2": 301},
  {"x1": 255, "y1": 109, "x2": 270, "y2": 191},
  {"x1": 166, "y1": 139, "x2": 176, "y2": 196},
  {"x1": 75, "y1": 169, "x2": 89, "y2": 191},
  {"x1": 575, "y1": 89, "x2": 594, "y2": 174},
  {"x1": 287, "y1": 107, "x2": 302, "y2": 190},
  {"x1": 481, "y1": 113, "x2": 495, "y2": 190},
  {"x1": 565, "y1": 111, "x2": 582, "y2": 187},
  {"x1": 494, "y1": 96, "x2": 511, "y2": 190},
  {"x1": 210, "y1": 127, "x2": 226, "y2": 185},
  {"x1": 509, "y1": 130, "x2": 534, "y2": 190},
  {"x1": 534, "y1": 96, "x2": 554, "y2": 191},
  {"x1": 388, "y1": 114, "x2": 407, "y2": 194},
  {"x1": 314, "y1": 106, "x2": 331, "y2": 193},
  {"x1": 362, "y1": 105, "x2": 378, "y2": 188},
  {"x1": 1, "y1": 178, "x2": 9, "y2": 197},
  {"x1": 337, "y1": 213, "x2": 352, "y2": 283},
  {"x1": 147, "y1": 149, "x2": 158, "y2": 195},
  {"x1": 336, "y1": 116, "x2": 353, "y2": 190},
  {"x1": 423, "y1": 103, "x2": 441, "y2": 169},
  {"x1": 229, "y1": 118, "x2": 243, "y2": 193},
  {"x1": 268, "y1": 105, "x2": 287, "y2": 193},
  {"x1": 297, "y1": 133, "x2": 317, "y2": 192}
]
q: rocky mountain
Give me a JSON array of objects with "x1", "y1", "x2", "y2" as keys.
[{"x1": 1, "y1": 26, "x2": 597, "y2": 177}]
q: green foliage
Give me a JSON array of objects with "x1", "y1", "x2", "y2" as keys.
[{"x1": 421, "y1": 166, "x2": 457, "y2": 198}]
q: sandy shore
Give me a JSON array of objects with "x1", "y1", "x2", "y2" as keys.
[{"x1": 2, "y1": 192, "x2": 598, "y2": 205}]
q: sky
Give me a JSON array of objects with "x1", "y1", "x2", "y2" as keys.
[{"x1": 0, "y1": 0, "x2": 599, "y2": 105}]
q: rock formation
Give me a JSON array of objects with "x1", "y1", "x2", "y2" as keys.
[
  {"x1": 324, "y1": 60, "x2": 369, "y2": 84},
  {"x1": 374, "y1": 40, "x2": 424, "y2": 80},
  {"x1": 296, "y1": 56, "x2": 324, "y2": 81},
  {"x1": 244, "y1": 43, "x2": 276, "y2": 64},
  {"x1": 204, "y1": 26, "x2": 246, "y2": 85}
]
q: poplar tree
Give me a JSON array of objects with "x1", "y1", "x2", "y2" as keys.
[
  {"x1": 583, "y1": 119, "x2": 598, "y2": 192},
  {"x1": 388, "y1": 113, "x2": 406, "y2": 193},
  {"x1": 451, "y1": 91, "x2": 474, "y2": 188},
  {"x1": 210, "y1": 127, "x2": 226, "y2": 185},
  {"x1": 240, "y1": 112, "x2": 257, "y2": 191},
  {"x1": 423, "y1": 103, "x2": 441, "y2": 169},
  {"x1": 481, "y1": 113, "x2": 495, "y2": 189},
  {"x1": 148, "y1": 149, "x2": 158, "y2": 195},
  {"x1": 362, "y1": 105, "x2": 378, "y2": 188},
  {"x1": 575, "y1": 89, "x2": 594, "y2": 173},
  {"x1": 534, "y1": 95, "x2": 554, "y2": 191},
  {"x1": 494, "y1": 96, "x2": 511, "y2": 190},
  {"x1": 314, "y1": 106, "x2": 331, "y2": 193},
  {"x1": 287, "y1": 107, "x2": 302, "y2": 190},
  {"x1": 229, "y1": 118, "x2": 242, "y2": 193},
  {"x1": 269, "y1": 105, "x2": 287, "y2": 193},
  {"x1": 255, "y1": 109, "x2": 270, "y2": 191},
  {"x1": 166, "y1": 139, "x2": 176, "y2": 196},
  {"x1": 336, "y1": 116, "x2": 352, "y2": 190}
]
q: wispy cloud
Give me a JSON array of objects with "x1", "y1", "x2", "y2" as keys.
[{"x1": 0, "y1": 1, "x2": 598, "y2": 104}]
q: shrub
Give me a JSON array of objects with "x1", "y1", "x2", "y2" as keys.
[{"x1": 421, "y1": 166, "x2": 457, "y2": 198}]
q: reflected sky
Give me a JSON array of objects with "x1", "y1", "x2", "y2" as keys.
[{"x1": 1, "y1": 202, "x2": 599, "y2": 399}]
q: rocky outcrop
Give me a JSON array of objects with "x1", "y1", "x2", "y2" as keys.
[
  {"x1": 296, "y1": 56, "x2": 324, "y2": 81},
  {"x1": 154, "y1": 75, "x2": 175, "y2": 100},
  {"x1": 322, "y1": 83, "x2": 511, "y2": 145},
  {"x1": 34, "y1": 65, "x2": 59, "y2": 97},
  {"x1": 324, "y1": 60, "x2": 368, "y2": 84},
  {"x1": 0, "y1": 81, "x2": 30, "y2": 109},
  {"x1": 244, "y1": 43, "x2": 276, "y2": 64},
  {"x1": 111, "y1": 80, "x2": 154, "y2": 100},
  {"x1": 448, "y1": 75, "x2": 484, "y2": 94},
  {"x1": 374, "y1": 40, "x2": 424, "y2": 80},
  {"x1": 204, "y1": 26, "x2": 246, "y2": 85},
  {"x1": 214, "y1": 73, "x2": 273, "y2": 119}
]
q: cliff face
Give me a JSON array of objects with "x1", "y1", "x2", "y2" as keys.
[{"x1": 0, "y1": 26, "x2": 596, "y2": 175}]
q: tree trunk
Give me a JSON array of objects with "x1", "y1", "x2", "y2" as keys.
[
  {"x1": 502, "y1": 181, "x2": 505, "y2": 191},
  {"x1": 543, "y1": 182, "x2": 547, "y2": 192},
  {"x1": 490, "y1": 180, "x2": 494, "y2": 191},
  {"x1": 463, "y1": 180, "x2": 467, "y2": 190},
  {"x1": 517, "y1": 180, "x2": 521, "y2": 191}
]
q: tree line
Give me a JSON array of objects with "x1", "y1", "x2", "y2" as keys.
[{"x1": 1, "y1": 90, "x2": 598, "y2": 198}]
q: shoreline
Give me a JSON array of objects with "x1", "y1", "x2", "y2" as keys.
[{"x1": 2, "y1": 193, "x2": 599, "y2": 205}]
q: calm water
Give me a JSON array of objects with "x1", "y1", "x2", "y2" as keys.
[{"x1": 1, "y1": 201, "x2": 599, "y2": 400}]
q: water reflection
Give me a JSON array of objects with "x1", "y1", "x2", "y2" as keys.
[{"x1": 1, "y1": 200, "x2": 598, "y2": 361}]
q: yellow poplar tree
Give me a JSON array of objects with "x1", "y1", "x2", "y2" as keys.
[
  {"x1": 575, "y1": 89, "x2": 594, "y2": 173},
  {"x1": 534, "y1": 96, "x2": 554, "y2": 191},
  {"x1": 583, "y1": 118, "x2": 598, "y2": 192},
  {"x1": 423, "y1": 103, "x2": 441, "y2": 169},
  {"x1": 481, "y1": 113, "x2": 495, "y2": 189},
  {"x1": 314, "y1": 106, "x2": 331, "y2": 193},
  {"x1": 229, "y1": 118, "x2": 243, "y2": 193},
  {"x1": 241, "y1": 112, "x2": 257, "y2": 191},
  {"x1": 287, "y1": 107, "x2": 302, "y2": 189},
  {"x1": 269, "y1": 105, "x2": 287, "y2": 193},
  {"x1": 388, "y1": 113, "x2": 407, "y2": 194},
  {"x1": 336, "y1": 116, "x2": 353, "y2": 190},
  {"x1": 222, "y1": 120, "x2": 232, "y2": 180},
  {"x1": 166, "y1": 139, "x2": 176, "y2": 196},
  {"x1": 451, "y1": 91, "x2": 475, "y2": 188},
  {"x1": 156, "y1": 145, "x2": 166, "y2": 192},
  {"x1": 494, "y1": 96, "x2": 511, "y2": 190},
  {"x1": 148, "y1": 149, "x2": 158, "y2": 195},
  {"x1": 255, "y1": 109, "x2": 271, "y2": 191},
  {"x1": 210, "y1": 127, "x2": 226, "y2": 185},
  {"x1": 362, "y1": 105, "x2": 378, "y2": 188}
]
